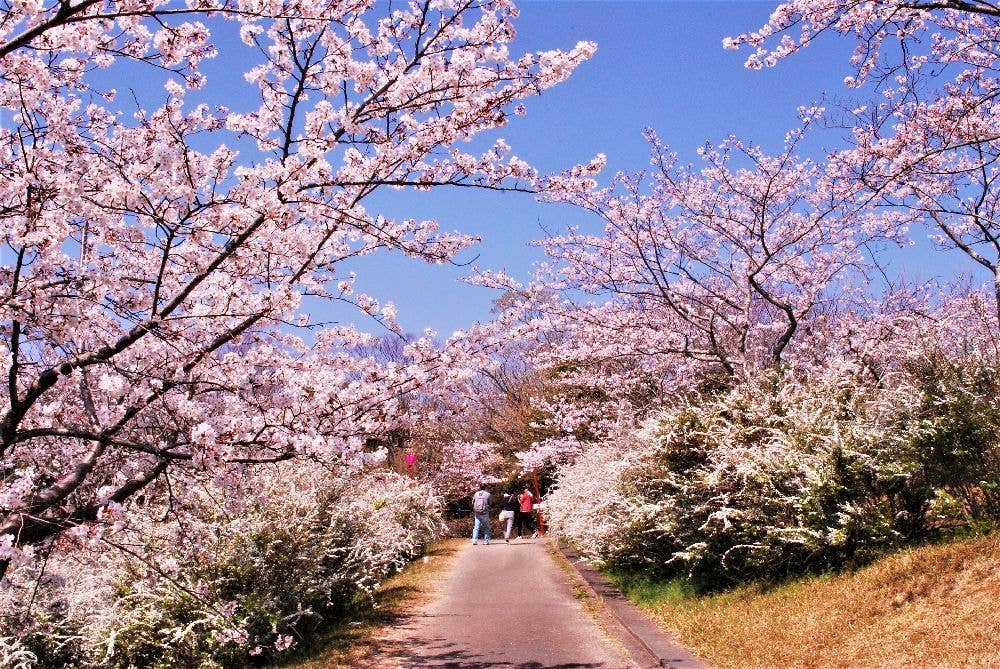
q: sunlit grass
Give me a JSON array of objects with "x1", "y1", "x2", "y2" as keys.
[
  {"x1": 604, "y1": 569, "x2": 699, "y2": 607},
  {"x1": 619, "y1": 534, "x2": 1000, "y2": 669}
]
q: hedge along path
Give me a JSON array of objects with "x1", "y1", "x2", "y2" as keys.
[
  {"x1": 359, "y1": 537, "x2": 638, "y2": 669},
  {"x1": 275, "y1": 539, "x2": 468, "y2": 669}
]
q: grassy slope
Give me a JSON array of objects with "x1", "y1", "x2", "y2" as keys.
[
  {"x1": 272, "y1": 538, "x2": 465, "y2": 669},
  {"x1": 620, "y1": 534, "x2": 1000, "y2": 669}
]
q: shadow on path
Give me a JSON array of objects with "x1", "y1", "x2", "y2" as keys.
[
  {"x1": 370, "y1": 609, "x2": 627, "y2": 668},
  {"x1": 364, "y1": 541, "x2": 634, "y2": 668}
]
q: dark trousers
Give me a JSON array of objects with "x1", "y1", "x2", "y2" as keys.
[{"x1": 515, "y1": 510, "x2": 534, "y2": 537}]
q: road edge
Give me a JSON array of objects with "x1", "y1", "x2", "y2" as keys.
[{"x1": 553, "y1": 541, "x2": 712, "y2": 669}]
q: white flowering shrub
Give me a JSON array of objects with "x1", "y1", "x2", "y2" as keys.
[
  {"x1": 3, "y1": 467, "x2": 443, "y2": 668},
  {"x1": 539, "y1": 434, "x2": 660, "y2": 563},
  {"x1": 547, "y1": 358, "x2": 1000, "y2": 588},
  {"x1": 0, "y1": 639, "x2": 35, "y2": 669}
]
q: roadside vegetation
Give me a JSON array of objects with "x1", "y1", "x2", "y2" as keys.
[
  {"x1": 545, "y1": 352, "x2": 1000, "y2": 589},
  {"x1": 611, "y1": 534, "x2": 1000, "y2": 669},
  {"x1": 6, "y1": 469, "x2": 444, "y2": 667},
  {"x1": 274, "y1": 539, "x2": 465, "y2": 669}
]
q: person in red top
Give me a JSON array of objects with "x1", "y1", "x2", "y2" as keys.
[{"x1": 516, "y1": 485, "x2": 538, "y2": 539}]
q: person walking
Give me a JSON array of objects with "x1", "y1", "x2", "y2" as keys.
[
  {"x1": 516, "y1": 485, "x2": 537, "y2": 539},
  {"x1": 498, "y1": 488, "x2": 519, "y2": 544},
  {"x1": 471, "y1": 483, "x2": 492, "y2": 545}
]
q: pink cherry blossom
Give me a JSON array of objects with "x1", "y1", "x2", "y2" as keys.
[{"x1": 0, "y1": 0, "x2": 594, "y2": 578}]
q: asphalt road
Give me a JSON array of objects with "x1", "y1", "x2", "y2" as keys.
[{"x1": 366, "y1": 537, "x2": 636, "y2": 669}]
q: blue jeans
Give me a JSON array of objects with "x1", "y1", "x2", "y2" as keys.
[{"x1": 472, "y1": 512, "x2": 490, "y2": 541}]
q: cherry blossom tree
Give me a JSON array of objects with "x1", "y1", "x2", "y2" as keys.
[
  {"x1": 0, "y1": 0, "x2": 595, "y2": 577},
  {"x1": 475, "y1": 109, "x2": 920, "y2": 473},
  {"x1": 541, "y1": 122, "x2": 905, "y2": 373},
  {"x1": 728, "y1": 1, "x2": 1000, "y2": 321},
  {"x1": 476, "y1": 118, "x2": 906, "y2": 472}
]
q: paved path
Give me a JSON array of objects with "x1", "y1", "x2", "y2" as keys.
[{"x1": 366, "y1": 538, "x2": 637, "y2": 668}]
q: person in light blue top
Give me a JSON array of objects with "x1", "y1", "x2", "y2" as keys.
[{"x1": 471, "y1": 484, "x2": 491, "y2": 545}]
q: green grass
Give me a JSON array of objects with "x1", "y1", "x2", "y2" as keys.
[{"x1": 603, "y1": 568, "x2": 698, "y2": 607}]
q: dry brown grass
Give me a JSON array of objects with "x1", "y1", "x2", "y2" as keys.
[
  {"x1": 547, "y1": 542, "x2": 618, "y2": 621},
  {"x1": 644, "y1": 535, "x2": 1000, "y2": 669},
  {"x1": 273, "y1": 538, "x2": 465, "y2": 669}
]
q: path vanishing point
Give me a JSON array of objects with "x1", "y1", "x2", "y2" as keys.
[{"x1": 363, "y1": 537, "x2": 709, "y2": 669}]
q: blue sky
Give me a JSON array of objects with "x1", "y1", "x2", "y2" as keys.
[
  {"x1": 74, "y1": 1, "x2": 973, "y2": 337},
  {"x1": 338, "y1": 0, "x2": 967, "y2": 337}
]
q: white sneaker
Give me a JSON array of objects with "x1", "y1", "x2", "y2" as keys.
[
  {"x1": 472, "y1": 540, "x2": 477, "y2": 545},
  {"x1": 484, "y1": 539, "x2": 489, "y2": 545}
]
